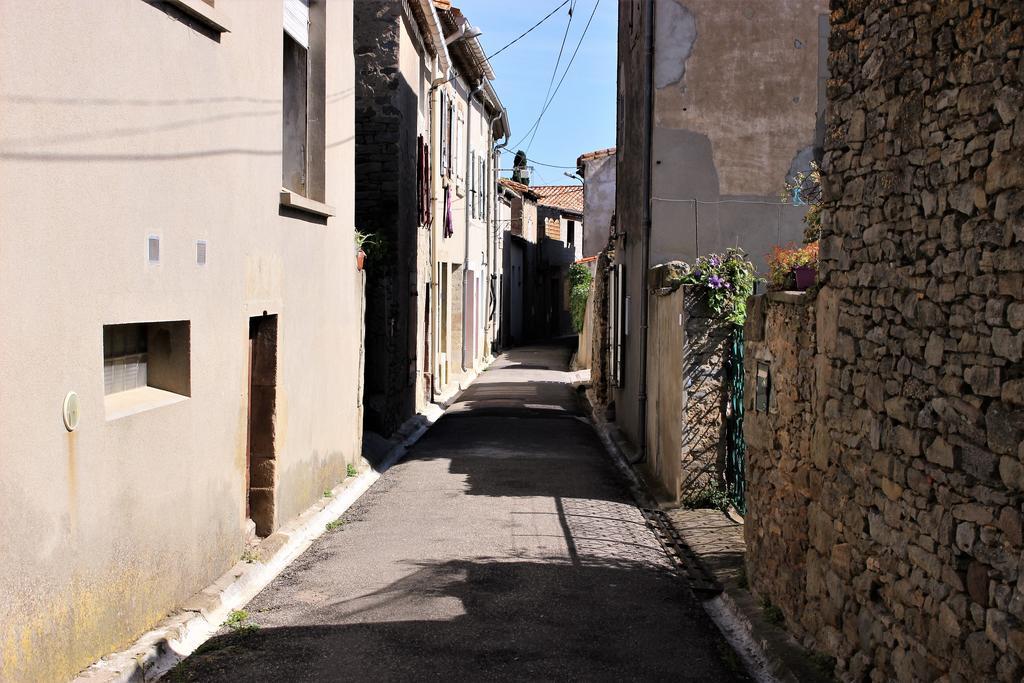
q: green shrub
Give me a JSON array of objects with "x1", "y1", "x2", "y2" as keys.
[{"x1": 568, "y1": 263, "x2": 593, "y2": 333}]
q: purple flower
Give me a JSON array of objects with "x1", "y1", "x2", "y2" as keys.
[
  {"x1": 709, "y1": 255, "x2": 721, "y2": 267},
  {"x1": 693, "y1": 269, "x2": 703, "y2": 280},
  {"x1": 708, "y1": 275, "x2": 725, "y2": 289}
]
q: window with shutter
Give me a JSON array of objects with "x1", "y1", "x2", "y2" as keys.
[
  {"x1": 282, "y1": 0, "x2": 326, "y2": 203},
  {"x1": 469, "y1": 150, "x2": 476, "y2": 218}
]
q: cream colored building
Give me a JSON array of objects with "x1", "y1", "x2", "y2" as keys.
[
  {"x1": 0, "y1": 1, "x2": 362, "y2": 680},
  {"x1": 430, "y1": 5, "x2": 509, "y2": 393}
]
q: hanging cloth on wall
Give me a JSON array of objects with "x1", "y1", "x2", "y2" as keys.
[
  {"x1": 444, "y1": 184, "x2": 454, "y2": 238},
  {"x1": 417, "y1": 135, "x2": 432, "y2": 227}
]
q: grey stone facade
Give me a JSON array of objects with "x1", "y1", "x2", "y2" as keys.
[
  {"x1": 744, "y1": 2, "x2": 1024, "y2": 680},
  {"x1": 354, "y1": 0, "x2": 422, "y2": 435}
]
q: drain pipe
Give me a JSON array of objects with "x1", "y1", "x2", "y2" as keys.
[
  {"x1": 462, "y1": 81, "x2": 484, "y2": 371},
  {"x1": 636, "y1": 0, "x2": 655, "y2": 464},
  {"x1": 489, "y1": 101, "x2": 509, "y2": 352}
]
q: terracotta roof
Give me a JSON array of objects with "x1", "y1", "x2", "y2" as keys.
[
  {"x1": 577, "y1": 146, "x2": 616, "y2": 166},
  {"x1": 498, "y1": 177, "x2": 539, "y2": 199},
  {"x1": 530, "y1": 185, "x2": 584, "y2": 215}
]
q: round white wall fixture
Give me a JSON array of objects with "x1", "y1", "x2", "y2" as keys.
[{"x1": 62, "y1": 392, "x2": 80, "y2": 432}]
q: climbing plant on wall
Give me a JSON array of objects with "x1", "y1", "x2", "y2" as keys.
[
  {"x1": 568, "y1": 262, "x2": 593, "y2": 333},
  {"x1": 674, "y1": 248, "x2": 756, "y2": 325}
]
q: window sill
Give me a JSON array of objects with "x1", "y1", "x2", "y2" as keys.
[
  {"x1": 165, "y1": 0, "x2": 230, "y2": 33},
  {"x1": 105, "y1": 386, "x2": 189, "y2": 421},
  {"x1": 280, "y1": 190, "x2": 336, "y2": 218}
]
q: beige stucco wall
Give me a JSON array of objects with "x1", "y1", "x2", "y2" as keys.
[
  {"x1": 0, "y1": 1, "x2": 360, "y2": 680},
  {"x1": 399, "y1": 13, "x2": 436, "y2": 411},
  {"x1": 650, "y1": 0, "x2": 827, "y2": 271},
  {"x1": 432, "y1": 77, "x2": 495, "y2": 385}
]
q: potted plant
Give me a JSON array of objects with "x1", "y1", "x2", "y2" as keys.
[
  {"x1": 354, "y1": 230, "x2": 374, "y2": 271},
  {"x1": 767, "y1": 242, "x2": 819, "y2": 291}
]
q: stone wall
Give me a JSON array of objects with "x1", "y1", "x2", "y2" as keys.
[
  {"x1": 354, "y1": 1, "x2": 419, "y2": 435},
  {"x1": 745, "y1": 2, "x2": 1024, "y2": 680},
  {"x1": 743, "y1": 292, "x2": 820, "y2": 633}
]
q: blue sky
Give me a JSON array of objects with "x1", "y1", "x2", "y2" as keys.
[{"x1": 455, "y1": 0, "x2": 617, "y2": 185}]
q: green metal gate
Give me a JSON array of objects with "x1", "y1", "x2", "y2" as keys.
[{"x1": 724, "y1": 326, "x2": 746, "y2": 513}]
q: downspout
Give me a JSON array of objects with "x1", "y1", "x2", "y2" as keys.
[
  {"x1": 485, "y1": 113, "x2": 495, "y2": 351},
  {"x1": 636, "y1": 0, "x2": 655, "y2": 464},
  {"x1": 490, "y1": 107, "x2": 509, "y2": 352},
  {"x1": 428, "y1": 74, "x2": 439, "y2": 399},
  {"x1": 420, "y1": 0, "x2": 450, "y2": 400},
  {"x1": 462, "y1": 82, "x2": 483, "y2": 371}
]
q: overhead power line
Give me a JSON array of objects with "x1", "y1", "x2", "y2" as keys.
[
  {"x1": 487, "y1": 0, "x2": 571, "y2": 62},
  {"x1": 510, "y1": 0, "x2": 601, "y2": 151},
  {"x1": 435, "y1": 0, "x2": 570, "y2": 88},
  {"x1": 526, "y1": 0, "x2": 576, "y2": 153}
]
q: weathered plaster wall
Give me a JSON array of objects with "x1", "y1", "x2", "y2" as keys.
[
  {"x1": 582, "y1": 153, "x2": 616, "y2": 258},
  {"x1": 0, "y1": 2, "x2": 361, "y2": 680},
  {"x1": 643, "y1": 271, "x2": 733, "y2": 504},
  {"x1": 746, "y1": 2, "x2": 1024, "y2": 680},
  {"x1": 650, "y1": 0, "x2": 828, "y2": 272},
  {"x1": 644, "y1": 282, "x2": 686, "y2": 502},
  {"x1": 611, "y1": 0, "x2": 650, "y2": 447}
]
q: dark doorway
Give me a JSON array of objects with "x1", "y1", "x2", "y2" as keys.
[{"x1": 247, "y1": 314, "x2": 278, "y2": 537}]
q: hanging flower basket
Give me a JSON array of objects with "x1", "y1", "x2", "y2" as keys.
[{"x1": 356, "y1": 249, "x2": 366, "y2": 271}]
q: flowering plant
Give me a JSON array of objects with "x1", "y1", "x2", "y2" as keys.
[
  {"x1": 677, "y1": 248, "x2": 756, "y2": 325},
  {"x1": 767, "y1": 242, "x2": 819, "y2": 290}
]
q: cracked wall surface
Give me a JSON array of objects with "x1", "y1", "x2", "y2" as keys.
[{"x1": 650, "y1": 0, "x2": 828, "y2": 271}]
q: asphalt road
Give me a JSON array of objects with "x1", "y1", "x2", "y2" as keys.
[{"x1": 170, "y1": 344, "x2": 747, "y2": 682}]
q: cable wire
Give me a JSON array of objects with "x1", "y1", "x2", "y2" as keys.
[
  {"x1": 509, "y1": 0, "x2": 601, "y2": 151},
  {"x1": 525, "y1": 0, "x2": 575, "y2": 153},
  {"x1": 434, "y1": 0, "x2": 570, "y2": 89}
]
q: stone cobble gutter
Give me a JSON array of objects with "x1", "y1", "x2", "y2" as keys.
[{"x1": 582, "y1": 383, "x2": 834, "y2": 683}]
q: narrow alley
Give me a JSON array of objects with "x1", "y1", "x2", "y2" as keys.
[{"x1": 170, "y1": 345, "x2": 744, "y2": 681}]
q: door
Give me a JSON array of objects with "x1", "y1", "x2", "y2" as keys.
[{"x1": 246, "y1": 314, "x2": 278, "y2": 537}]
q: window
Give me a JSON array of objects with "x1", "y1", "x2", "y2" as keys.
[
  {"x1": 480, "y1": 157, "x2": 487, "y2": 219},
  {"x1": 456, "y1": 105, "x2": 465, "y2": 184},
  {"x1": 104, "y1": 321, "x2": 191, "y2": 418},
  {"x1": 608, "y1": 265, "x2": 625, "y2": 386},
  {"x1": 282, "y1": 0, "x2": 325, "y2": 202},
  {"x1": 470, "y1": 150, "x2": 476, "y2": 219},
  {"x1": 439, "y1": 90, "x2": 448, "y2": 176},
  {"x1": 164, "y1": 0, "x2": 230, "y2": 33},
  {"x1": 567, "y1": 220, "x2": 575, "y2": 247}
]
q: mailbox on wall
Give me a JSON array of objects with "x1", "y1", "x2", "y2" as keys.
[{"x1": 755, "y1": 361, "x2": 771, "y2": 413}]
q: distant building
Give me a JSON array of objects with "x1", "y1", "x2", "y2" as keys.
[
  {"x1": 533, "y1": 185, "x2": 585, "y2": 338},
  {"x1": 499, "y1": 178, "x2": 539, "y2": 346},
  {"x1": 576, "y1": 146, "x2": 616, "y2": 258}
]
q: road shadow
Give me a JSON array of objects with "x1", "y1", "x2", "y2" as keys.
[{"x1": 168, "y1": 557, "x2": 748, "y2": 682}]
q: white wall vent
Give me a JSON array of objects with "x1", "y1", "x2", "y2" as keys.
[
  {"x1": 196, "y1": 240, "x2": 207, "y2": 265},
  {"x1": 147, "y1": 235, "x2": 160, "y2": 264}
]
